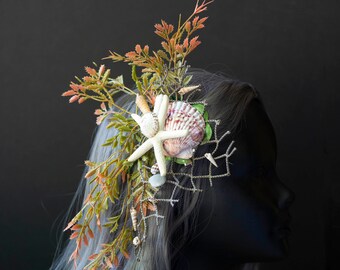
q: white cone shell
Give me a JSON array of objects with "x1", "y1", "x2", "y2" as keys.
[{"x1": 204, "y1": 153, "x2": 218, "y2": 167}]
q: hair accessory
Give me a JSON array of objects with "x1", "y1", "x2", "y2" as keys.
[
  {"x1": 128, "y1": 94, "x2": 190, "y2": 177},
  {"x1": 204, "y1": 153, "x2": 218, "y2": 167},
  {"x1": 61, "y1": 1, "x2": 236, "y2": 269}
]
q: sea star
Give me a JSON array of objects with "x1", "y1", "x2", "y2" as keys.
[{"x1": 127, "y1": 94, "x2": 189, "y2": 176}]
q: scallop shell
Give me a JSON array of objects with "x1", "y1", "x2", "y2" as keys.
[
  {"x1": 163, "y1": 102, "x2": 205, "y2": 159},
  {"x1": 140, "y1": 112, "x2": 159, "y2": 138}
]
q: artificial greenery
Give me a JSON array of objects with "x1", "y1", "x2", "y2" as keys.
[{"x1": 62, "y1": 1, "x2": 213, "y2": 269}]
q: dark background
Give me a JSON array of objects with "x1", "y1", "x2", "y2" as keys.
[{"x1": 0, "y1": 0, "x2": 339, "y2": 269}]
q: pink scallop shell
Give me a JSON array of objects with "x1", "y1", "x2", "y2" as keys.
[{"x1": 163, "y1": 101, "x2": 205, "y2": 159}]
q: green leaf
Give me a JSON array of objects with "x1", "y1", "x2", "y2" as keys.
[
  {"x1": 115, "y1": 75, "x2": 124, "y2": 84},
  {"x1": 192, "y1": 103, "x2": 204, "y2": 114},
  {"x1": 142, "y1": 74, "x2": 149, "y2": 87},
  {"x1": 110, "y1": 222, "x2": 119, "y2": 233},
  {"x1": 157, "y1": 50, "x2": 169, "y2": 61},
  {"x1": 203, "y1": 110, "x2": 209, "y2": 121},
  {"x1": 110, "y1": 75, "x2": 124, "y2": 85},
  {"x1": 104, "y1": 197, "x2": 109, "y2": 210},
  {"x1": 119, "y1": 126, "x2": 131, "y2": 132},
  {"x1": 166, "y1": 157, "x2": 192, "y2": 165},
  {"x1": 136, "y1": 81, "x2": 143, "y2": 92},
  {"x1": 114, "y1": 113, "x2": 127, "y2": 121},
  {"x1": 107, "y1": 215, "x2": 120, "y2": 222},
  {"x1": 102, "y1": 137, "x2": 115, "y2": 146},
  {"x1": 174, "y1": 158, "x2": 192, "y2": 165},
  {"x1": 102, "y1": 69, "x2": 110, "y2": 82},
  {"x1": 183, "y1": 75, "x2": 192, "y2": 86},
  {"x1": 131, "y1": 65, "x2": 137, "y2": 82},
  {"x1": 203, "y1": 123, "x2": 212, "y2": 142},
  {"x1": 106, "y1": 121, "x2": 116, "y2": 129}
]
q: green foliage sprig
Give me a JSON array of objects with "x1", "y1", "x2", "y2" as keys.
[{"x1": 61, "y1": 1, "x2": 213, "y2": 269}]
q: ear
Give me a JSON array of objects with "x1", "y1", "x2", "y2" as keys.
[{"x1": 131, "y1": 114, "x2": 142, "y2": 125}]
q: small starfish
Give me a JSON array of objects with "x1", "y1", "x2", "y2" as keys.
[{"x1": 127, "y1": 95, "x2": 189, "y2": 176}]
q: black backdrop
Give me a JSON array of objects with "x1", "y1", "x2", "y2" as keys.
[{"x1": 1, "y1": 0, "x2": 339, "y2": 269}]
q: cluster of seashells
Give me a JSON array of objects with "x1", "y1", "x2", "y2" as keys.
[
  {"x1": 129, "y1": 88, "x2": 210, "y2": 247},
  {"x1": 135, "y1": 94, "x2": 205, "y2": 160},
  {"x1": 130, "y1": 92, "x2": 206, "y2": 188}
]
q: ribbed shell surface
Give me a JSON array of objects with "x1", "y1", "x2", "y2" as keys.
[{"x1": 163, "y1": 101, "x2": 205, "y2": 158}]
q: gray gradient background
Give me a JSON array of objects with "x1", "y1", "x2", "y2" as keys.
[{"x1": 0, "y1": 0, "x2": 339, "y2": 269}]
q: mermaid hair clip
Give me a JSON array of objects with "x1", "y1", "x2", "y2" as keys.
[{"x1": 60, "y1": 1, "x2": 237, "y2": 269}]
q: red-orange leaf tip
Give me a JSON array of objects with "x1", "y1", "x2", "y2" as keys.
[
  {"x1": 64, "y1": 220, "x2": 76, "y2": 231},
  {"x1": 70, "y1": 231, "x2": 79, "y2": 239},
  {"x1": 135, "y1": 44, "x2": 142, "y2": 54},
  {"x1": 113, "y1": 256, "x2": 119, "y2": 267},
  {"x1": 122, "y1": 251, "x2": 130, "y2": 259},
  {"x1": 71, "y1": 224, "x2": 82, "y2": 231},
  {"x1": 88, "y1": 228, "x2": 94, "y2": 239},
  {"x1": 100, "y1": 102, "x2": 106, "y2": 111},
  {"x1": 88, "y1": 254, "x2": 98, "y2": 260},
  {"x1": 83, "y1": 235, "x2": 89, "y2": 246},
  {"x1": 143, "y1": 45, "x2": 149, "y2": 54},
  {"x1": 98, "y1": 65, "x2": 105, "y2": 76},
  {"x1": 85, "y1": 66, "x2": 96, "y2": 76},
  {"x1": 94, "y1": 109, "x2": 102, "y2": 115},
  {"x1": 69, "y1": 95, "x2": 79, "y2": 103},
  {"x1": 62, "y1": 90, "x2": 77, "y2": 97},
  {"x1": 185, "y1": 21, "x2": 191, "y2": 32},
  {"x1": 78, "y1": 97, "x2": 86, "y2": 104}
]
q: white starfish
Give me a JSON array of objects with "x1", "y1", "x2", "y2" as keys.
[{"x1": 127, "y1": 94, "x2": 189, "y2": 176}]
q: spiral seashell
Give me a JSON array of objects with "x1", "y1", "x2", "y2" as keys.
[
  {"x1": 150, "y1": 163, "x2": 160, "y2": 175},
  {"x1": 178, "y1": 85, "x2": 200, "y2": 95},
  {"x1": 133, "y1": 236, "x2": 141, "y2": 246},
  {"x1": 136, "y1": 94, "x2": 151, "y2": 114},
  {"x1": 163, "y1": 102, "x2": 205, "y2": 159},
  {"x1": 140, "y1": 112, "x2": 159, "y2": 138},
  {"x1": 130, "y1": 207, "x2": 138, "y2": 231}
]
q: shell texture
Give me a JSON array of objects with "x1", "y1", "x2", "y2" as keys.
[
  {"x1": 136, "y1": 94, "x2": 151, "y2": 114},
  {"x1": 204, "y1": 153, "x2": 218, "y2": 167},
  {"x1": 140, "y1": 112, "x2": 159, "y2": 138},
  {"x1": 150, "y1": 163, "x2": 160, "y2": 175},
  {"x1": 148, "y1": 174, "x2": 166, "y2": 188},
  {"x1": 163, "y1": 101, "x2": 205, "y2": 159},
  {"x1": 130, "y1": 207, "x2": 138, "y2": 231},
  {"x1": 133, "y1": 236, "x2": 141, "y2": 246},
  {"x1": 178, "y1": 85, "x2": 200, "y2": 95}
]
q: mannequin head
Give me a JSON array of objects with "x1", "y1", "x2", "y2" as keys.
[
  {"x1": 51, "y1": 69, "x2": 295, "y2": 270},
  {"x1": 175, "y1": 98, "x2": 295, "y2": 269}
]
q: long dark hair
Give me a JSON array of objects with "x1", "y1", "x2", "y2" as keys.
[{"x1": 50, "y1": 69, "x2": 260, "y2": 270}]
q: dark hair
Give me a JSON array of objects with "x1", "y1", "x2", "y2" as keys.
[{"x1": 50, "y1": 69, "x2": 260, "y2": 270}]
